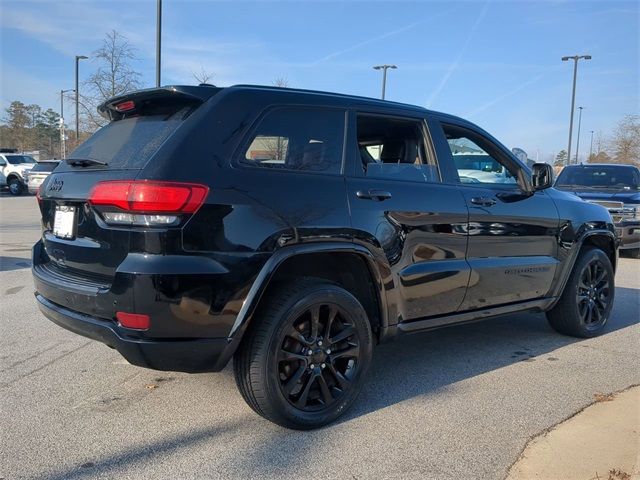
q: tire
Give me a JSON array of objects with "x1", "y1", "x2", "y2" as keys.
[
  {"x1": 547, "y1": 247, "x2": 615, "y2": 338},
  {"x1": 233, "y1": 278, "x2": 373, "y2": 430},
  {"x1": 8, "y1": 177, "x2": 23, "y2": 196}
]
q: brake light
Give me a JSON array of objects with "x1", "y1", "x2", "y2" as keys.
[
  {"x1": 89, "y1": 180, "x2": 208, "y2": 226},
  {"x1": 116, "y1": 312, "x2": 150, "y2": 330},
  {"x1": 114, "y1": 100, "x2": 136, "y2": 112},
  {"x1": 89, "y1": 181, "x2": 208, "y2": 212}
]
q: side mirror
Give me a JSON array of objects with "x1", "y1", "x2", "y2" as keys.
[{"x1": 531, "y1": 163, "x2": 553, "y2": 190}]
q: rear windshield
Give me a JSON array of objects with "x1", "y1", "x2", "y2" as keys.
[
  {"x1": 556, "y1": 166, "x2": 640, "y2": 190},
  {"x1": 65, "y1": 107, "x2": 191, "y2": 169},
  {"x1": 31, "y1": 162, "x2": 59, "y2": 173}
]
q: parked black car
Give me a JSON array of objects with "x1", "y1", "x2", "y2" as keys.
[
  {"x1": 555, "y1": 163, "x2": 640, "y2": 258},
  {"x1": 33, "y1": 85, "x2": 617, "y2": 429}
]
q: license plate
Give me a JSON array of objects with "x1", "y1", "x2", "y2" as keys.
[{"x1": 53, "y1": 206, "x2": 76, "y2": 239}]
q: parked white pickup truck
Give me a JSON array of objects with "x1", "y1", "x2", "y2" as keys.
[{"x1": 0, "y1": 153, "x2": 37, "y2": 195}]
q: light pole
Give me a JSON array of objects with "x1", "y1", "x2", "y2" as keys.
[
  {"x1": 574, "y1": 106, "x2": 584, "y2": 164},
  {"x1": 156, "y1": 0, "x2": 162, "y2": 87},
  {"x1": 75, "y1": 55, "x2": 88, "y2": 143},
  {"x1": 562, "y1": 54, "x2": 591, "y2": 164},
  {"x1": 60, "y1": 88, "x2": 74, "y2": 159},
  {"x1": 589, "y1": 130, "x2": 595, "y2": 160},
  {"x1": 373, "y1": 64, "x2": 397, "y2": 100}
]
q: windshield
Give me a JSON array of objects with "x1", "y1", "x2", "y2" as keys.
[
  {"x1": 453, "y1": 154, "x2": 505, "y2": 173},
  {"x1": 556, "y1": 166, "x2": 640, "y2": 190},
  {"x1": 30, "y1": 162, "x2": 59, "y2": 173},
  {"x1": 6, "y1": 155, "x2": 36, "y2": 165}
]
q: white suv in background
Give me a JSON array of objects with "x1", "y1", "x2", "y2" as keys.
[{"x1": 0, "y1": 153, "x2": 37, "y2": 195}]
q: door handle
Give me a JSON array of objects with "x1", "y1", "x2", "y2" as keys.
[
  {"x1": 356, "y1": 189, "x2": 392, "y2": 201},
  {"x1": 470, "y1": 196, "x2": 496, "y2": 207}
]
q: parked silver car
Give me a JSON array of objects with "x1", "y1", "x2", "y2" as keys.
[{"x1": 26, "y1": 160, "x2": 60, "y2": 194}]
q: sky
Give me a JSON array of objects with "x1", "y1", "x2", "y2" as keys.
[{"x1": 0, "y1": 0, "x2": 638, "y2": 162}]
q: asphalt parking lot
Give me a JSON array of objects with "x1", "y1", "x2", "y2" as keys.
[{"x1": 1, "y1": 194, "x2": 639, "y2": 480}]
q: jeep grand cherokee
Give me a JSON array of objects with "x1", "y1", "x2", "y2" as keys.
[{"x1": 33, "y1": 85, "x2": 617, "y2": 429}]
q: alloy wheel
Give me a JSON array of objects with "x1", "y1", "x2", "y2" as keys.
[
  {"x1": 277, "y1": 303, "x2": 360, "y2": 412},
  {"x1": 576, "y1": 258, "x2": 611, "y2": 330}
]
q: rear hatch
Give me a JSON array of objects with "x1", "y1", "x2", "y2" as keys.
[{"x1": 37, "y1": 87, "x2": 217, "y2": 284}]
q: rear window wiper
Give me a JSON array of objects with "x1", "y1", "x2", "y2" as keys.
[{"x1": 65, "y1": 158, "x2": 108, "y2": 167}]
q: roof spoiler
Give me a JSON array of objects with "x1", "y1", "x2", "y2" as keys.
[{"x1": 98, "y1": 85, "x2": 222, "y2": 120}]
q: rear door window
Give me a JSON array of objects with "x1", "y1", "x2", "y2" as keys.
[
  {"x1": 356, "y1": 114, "x2": 440, "y2": 183},
  {"x1": 241, "y1": 107, "x2": 345, "y2": 174}
]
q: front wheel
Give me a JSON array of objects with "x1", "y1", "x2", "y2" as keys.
[
  {"x1": 8, "y1": 178, "x2": 23, "y2": 195},
  {"x1": 547, "y1": 247, "x2": 615, "y2": 338},
  {"x1": 233, "y1": 278, "x2": 373, "y2": 429}
]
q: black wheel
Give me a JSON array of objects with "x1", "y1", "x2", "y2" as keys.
[
  {"x1": 8, "y1": 178, "x2": 23, "y2": 195},
  {"x1": 547, "y1": 247, "x2": 614, "y2": 338},
  {"x1": 233, "y1": 278, "x2": 373, "y2": 430}
]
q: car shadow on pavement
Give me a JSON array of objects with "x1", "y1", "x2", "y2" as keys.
[
  {"x1": 38, "y1": 288, "x2": 639, "y2": 480},
  {"x1": 214, "y1": 289, "x2": 639, "y2": 475},
  {"x1": 0, "y1": 255, "x2": 32, "y2": 272},
  {"x1": 351, "y1": 298, "x2": 638, "y2": 422}
]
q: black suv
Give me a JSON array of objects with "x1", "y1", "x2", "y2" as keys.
[
  {"x1": 33, "y1": 85, "x2": 617, "y2": 429},
  {"x1": 555, "y1": 163, "x2": 639, "y2": 258}
]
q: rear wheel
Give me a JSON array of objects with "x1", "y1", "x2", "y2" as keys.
[
  {"x1": 547, "y1": 247, "x2": 614, "y2": 338},
  {"x1": 8, "y1": 177, "x2": 23, "y2": 195},
  {"x1": 233, "y1": 278, "x2": 373, "y2": 429}
]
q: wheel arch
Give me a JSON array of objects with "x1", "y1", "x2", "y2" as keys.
[
  {"x1": 580, "y1": 231, "x2": 617, "y2": 272},
  {"x1": 224, "y1": 242, "x2": 389, "y2": 360},
  {"x1": 547, "y1": 229, "x2": 617, "y2": 309},
  {"x1": 6, "y1": 172, "x2": 23, "y2": 182}
]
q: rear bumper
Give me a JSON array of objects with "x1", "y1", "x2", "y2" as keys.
[
  {"x1": 31, "y1": 239, "x2": 268, "y2": 373},
  {"x1": 36, "y1": 293, "x2": 232, "y2": 372}
]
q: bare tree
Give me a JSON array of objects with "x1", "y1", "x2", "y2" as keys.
[
  {"x1": 273, "y1": 77, "x2": 290, "y2": 88},
  {"x1": 610, "y1": 115, "x2": 640, "y2": 165},
  {"x1": 192, "y1": 66, "x2": 215, "y2": 85},
  {"x1": 80, "y1": 30, "x2": 142, "y2": 131}
]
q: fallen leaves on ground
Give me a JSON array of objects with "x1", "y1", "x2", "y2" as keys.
[{"x1": 593, "y1": 392, "x2": 616, "y2": 402}]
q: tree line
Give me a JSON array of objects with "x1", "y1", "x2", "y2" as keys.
[
  {"x1": 0, "y1": 102, "x2": 63, "y2": 157},
  {"x1": 554, "y1": 115, "x2": 639, "y2": 167}
]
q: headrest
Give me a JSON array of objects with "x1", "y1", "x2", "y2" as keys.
[
  {"x1": 380, "y1": 141, "x2": 405, "y2": 163},
  {"x1": 300, "y1": 141, "x2": 325, "y2": 169}
]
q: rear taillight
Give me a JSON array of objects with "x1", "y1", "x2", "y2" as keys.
[
  {"x1": 89, "y1": 180, "x2": 209, "y2": 226},
  {"x1": 36, "y1": 184, "x2": 43, "y2": 204}
]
